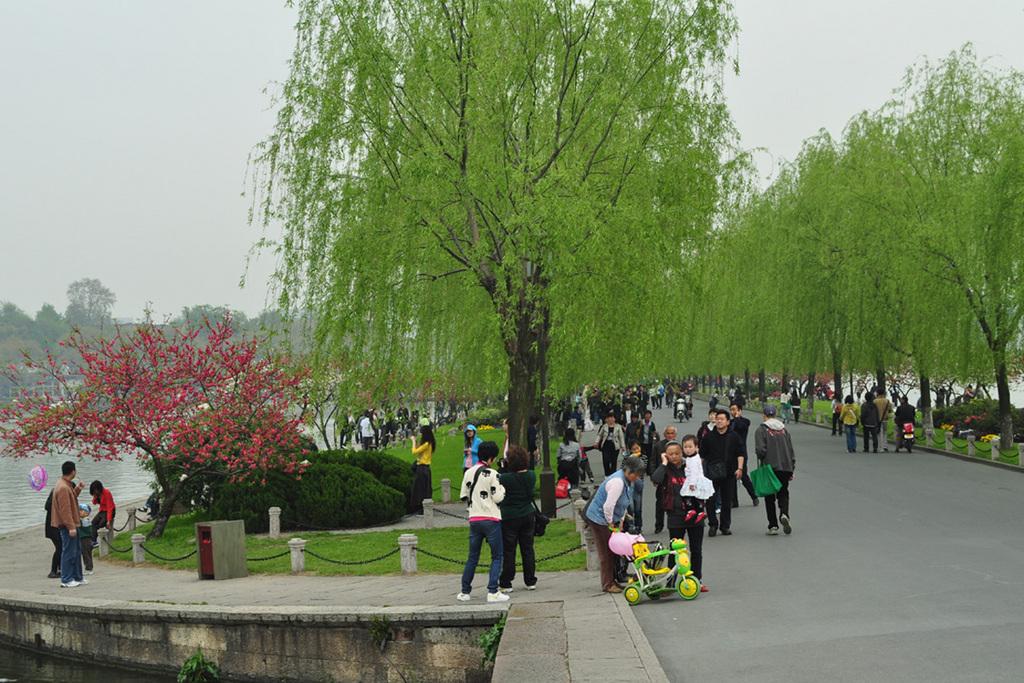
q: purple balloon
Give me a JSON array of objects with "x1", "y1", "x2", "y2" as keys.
[{"x1": 28, "y1": 465, "x2": 48, "y2": 492}]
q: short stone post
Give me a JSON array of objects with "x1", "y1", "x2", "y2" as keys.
[
  {"x1": 945, "y1": 432, "x2": 953, "y2": 451},
  {"x1": 967, "y1": 434, "x2": 976, "y2": 458},
  {"x1": 98, "y1": 530, "x2": 110, "y2": 558},
  {"x1": 268, "y1": 506, "x2": 281, "y2": 539},
  {"x1": 127, "y1": 510, "x2": 137, "y2": 532},
  {"x1": 583, "y1": 523, "x2": 599, "y2": 572},
  {"x1": 131, "y1": 533, "x2": 146, "y2": 565},
  {"x1": 992, "y1": 439, "x2": 1001, "y2": 462},
  {"x1": 573, "y1": 499, "x2": 586, "y2": 533},
  {"x1": 925, "y1": 428, "x2": 934, "y2": 448},
  {"x1": 441, "y1": 479, "x2": 451, "y2": 504},
  {"x1": 398, "y1": 534, "x2": 418, "y2": 576},
  {"x1": 422, "y1": 499, "x2": 435, "y2": 529},
  {"x1": 1018, "y1": 444, "x2": 1024, "y2": 467},
  {"x1": 288, "y1": 538, "x2": 306, "y2": 574},
  {"x1": 816, "y1": 413, "x2": 824, "y2": 425}
]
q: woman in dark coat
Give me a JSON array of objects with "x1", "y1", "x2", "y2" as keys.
[{"x1": 44, "y1": 490, "x2": 62, "y2": 578}]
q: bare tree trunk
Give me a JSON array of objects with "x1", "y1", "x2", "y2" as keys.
[
  {"x1": 875, "y1": 366, "x2": 886, "y2": 395},
  {"x1": 919, "y1": 374, "x2": 933, "y2": 430},
  {"x1": 995, "y1": 359, "x2": 1014, "y2": 450},
  {"x1": 758, "y1": 368, "x2": 766, "y2": 402},
  {"x1": 806, "y1": 371, "x2": 816, "y2": 418}
]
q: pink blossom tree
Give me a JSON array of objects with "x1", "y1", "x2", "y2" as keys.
[{"x1": 1, "y1": 319, "x2": 309, "y2": 538}]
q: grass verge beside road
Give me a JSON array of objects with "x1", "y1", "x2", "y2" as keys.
[{"x1": 103, "y1": 513, "x2": 586, "y2": 576}]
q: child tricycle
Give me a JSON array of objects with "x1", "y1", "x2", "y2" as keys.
[{"x1": 610, "y1": 533, "x2": 701, "y2": 605}]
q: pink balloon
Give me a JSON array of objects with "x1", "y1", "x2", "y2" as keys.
[
  {"x1": 608, "y1": 531, "x2": 645, "y2": 557},
  {"x1": 28, "y1": 465, "x2": 48, "y2": 492}
]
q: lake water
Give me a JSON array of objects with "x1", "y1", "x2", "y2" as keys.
[
  {"x1": 0, "y1": 451, "x2": 154, "y2": 535},
  {"x1": 0, "y1": 642, "x2": 173, "y2": 682}
]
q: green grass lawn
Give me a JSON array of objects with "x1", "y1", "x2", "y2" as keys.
[{"x1": 103, "y1": 512, "x2": 586, "y2": 576}]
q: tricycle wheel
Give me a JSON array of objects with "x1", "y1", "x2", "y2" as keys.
[
  {"x1": 624, "y1": 585, "x2": 643, "y2": 606},
  {"x1": 677, "y1": 576, "x2": 700, "y2": 600}
]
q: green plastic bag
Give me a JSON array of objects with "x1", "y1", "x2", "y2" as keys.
[{"x1": 750, "y1": 463, "x2": 782, "y2": 497}]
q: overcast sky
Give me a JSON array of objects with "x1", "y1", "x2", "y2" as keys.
[{"x1": 2, "y1": 1, "x2": 1023, "y2": 319}]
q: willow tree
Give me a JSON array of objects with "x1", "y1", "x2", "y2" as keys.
[
  {"x1": 882, "y1": 48, "x2": 1024, "y2": 448},
  {"x1": 253, "y1": 0, "x2": 738, "y2": 446}
]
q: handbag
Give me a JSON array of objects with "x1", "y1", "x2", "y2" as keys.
[
  {"x1": 531, "y1": 500, "x2": 550, "y2": 537},
  {"x1": 750, "y1": 463, "x2": 783, "y2": 497},
  {"x1": 704, "y1": 459, "x2": 728, "y2": 481}
]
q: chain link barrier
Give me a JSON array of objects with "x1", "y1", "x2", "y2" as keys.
[
  {"x1": 245, "y1": 550, "x2": 292, "y2": 562},
  {"x1": 108, "y1": 542, "x2": 133, "y2": 554},
  {"x1": 414, "y1": 543, "x2": 584, "y2": 567},
  {"x1": 111, "y1": 515, "x2": 133, "y2": 533},
  {"x1": 434, "y1": 507, "x2": 469, "y2": 521},
  {"x1": 305, "y1": 547, "x2": 400, "y2": 566},
  {"x1": 140, "y1": 544, "x2": 198, "y2": 562}
]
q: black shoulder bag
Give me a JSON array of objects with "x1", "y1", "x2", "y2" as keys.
[{"x1": 531, "y1": 500, "x2": 550, "y2": 537}]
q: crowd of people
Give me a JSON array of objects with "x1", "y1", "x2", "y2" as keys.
[
  {"x1": 453, "y1": 389, "x2": 799, "y2": 601},
  {"x1": 834, "y1": 388, "x2": 917, "y2": 454},
  {"x1": 42, "y1": 461, "x2": 116, "y2": 588}
]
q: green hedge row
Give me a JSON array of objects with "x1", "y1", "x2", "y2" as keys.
[{"x1": 205, "y1": 450, "x2": 411, "y2": 533}]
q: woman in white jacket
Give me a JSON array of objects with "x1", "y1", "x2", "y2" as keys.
[{"x1": 457, "y1": 441, "x2": 508, "y2": 603}]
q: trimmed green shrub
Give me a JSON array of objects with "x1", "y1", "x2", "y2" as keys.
[
  {"x1": 315, "y1": 449, "x2": 414, "y2": 505},
  {"x1": 295, "y1": 462, "x2": 405, "y2": 529},
  {"x1": 206, "y1": 459, "x2": 406, "y2": 533},
  {"x1": 471, "y1": 404, "x2": 507, "y2": 427}
]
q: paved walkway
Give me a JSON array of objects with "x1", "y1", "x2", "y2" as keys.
[
  {"x1": 0, "y1": 451, "x2": 662, "y2": 681},
  {"x1": 633, "y1": 398, "x2": 1024, "y2": 683}
]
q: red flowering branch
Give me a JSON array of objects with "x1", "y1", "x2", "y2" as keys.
[{"x1": 0, "y1": 319, "x2": 310, "y2": 537}]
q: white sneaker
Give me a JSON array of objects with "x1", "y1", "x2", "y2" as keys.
[
  {"x1": 780, "y1": 514, "x2": 792, "y2": 535},
  {"x1": 526, "y1": 584, "x2": 537, "y2": 591},
  {"x1": 500, "y1": 586, "x2": 513, "y2": 594},
  {"x1": 456, "y1": 593, "x2": 471, "y2": 602},
  {"x1": 487, "y1": 591, "x2": 511, "y2": 603},
  {"x1": 766, "y1": 527, "x2": 779, "y2": 536},
  {"x1": 78, "y1": 579, "x2": 88, "y2": 585},
  {"x1": 60, "y1": 581, "x2": 81, "y2": 588},
  {"x1": 84, "y1": 570, "x2": 94, "y2": 576}
]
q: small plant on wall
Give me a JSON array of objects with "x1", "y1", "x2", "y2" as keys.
[{"x1": 178, "y1": 649, "x2": 220, "y2": 683}]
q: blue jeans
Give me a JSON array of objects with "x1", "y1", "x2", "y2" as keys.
[
  {"x1": 630, "y1": 478, "x2": 644, "y2": 531},
  {"x1": 462, "y1": 520, "x2": 503, "y2": 594},
  {"x1": 59, "y1": 528, "x2": 83, "y2": 584},
  {"x1": 845, "y1": 424, "x2": 857, "y2": 452}
]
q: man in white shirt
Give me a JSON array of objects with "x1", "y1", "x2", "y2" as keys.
[{"x1": 358, "y1": 411, "x2": 375, "y2": 450}]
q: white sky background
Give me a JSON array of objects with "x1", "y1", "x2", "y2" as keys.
[{"x1": 1, "y1": 1, "x2": 1023, "y2": 318}]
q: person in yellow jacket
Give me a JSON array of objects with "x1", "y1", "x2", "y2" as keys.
[
  {"x1": 839, "y1": 396, "x2": 860, "y2": 454},
  {"x1": 409, "y1": 424, "x2": 435, "y2": 515}
]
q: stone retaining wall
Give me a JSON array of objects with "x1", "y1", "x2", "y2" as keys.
[{"x1": 0, "y1": 590, "x2": 502, "y2": 682}]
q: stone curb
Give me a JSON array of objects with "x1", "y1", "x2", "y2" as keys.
[
  {"x1": 612, "y1": 594, "x2": 671, "y2": 683},
  {"x1": 0, "y1": 589, "x2": 506, "y2": 626}
]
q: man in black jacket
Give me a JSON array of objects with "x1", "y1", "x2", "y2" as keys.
[
  {"x1": 701, "y1": 407, "x2": 745, "y2": 536},
  {"x1": 894, "y1": 395, "x2": 916, "y2": 453},
  {"x1": 860, "y1": 392, "x2": 880, "y2": 453},
  {"x1": 729, "y1": 402, "x2": 758, "y2": 507}
]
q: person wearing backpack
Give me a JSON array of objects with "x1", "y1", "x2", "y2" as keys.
[
  {"x1": 457, "y1": 441, "x2": 508, "y2": 603},
  {"x1": 754, "y1": 405, "x2": 796, "y2": 535},
  {"x1": 860, "y1": 391, "x2": 880, "y2": 453}
]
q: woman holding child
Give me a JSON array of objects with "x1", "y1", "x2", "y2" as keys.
[{"x1": 651, "y1": 437, "x2": 707, "y2": 591}]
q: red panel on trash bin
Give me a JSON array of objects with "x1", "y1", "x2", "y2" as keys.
[{"x1": 198, "y1": 525, "x2": 214, "y2": 579}]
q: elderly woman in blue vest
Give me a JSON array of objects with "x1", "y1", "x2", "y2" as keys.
[{"x1": 584, "y1": 455, "x2": 646, "y2": 593}]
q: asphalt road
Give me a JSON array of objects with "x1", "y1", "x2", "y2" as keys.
[{"x1": 610, "y1": 400, "x2": 1024, "y2": 683}]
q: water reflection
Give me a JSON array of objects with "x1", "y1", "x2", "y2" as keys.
[
  {"x1": 0, "y1": 642, "x2": 174, "y2": 682},
  {"x1": 0, "y1": 450, "x2": 154, "y2": 535}
]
